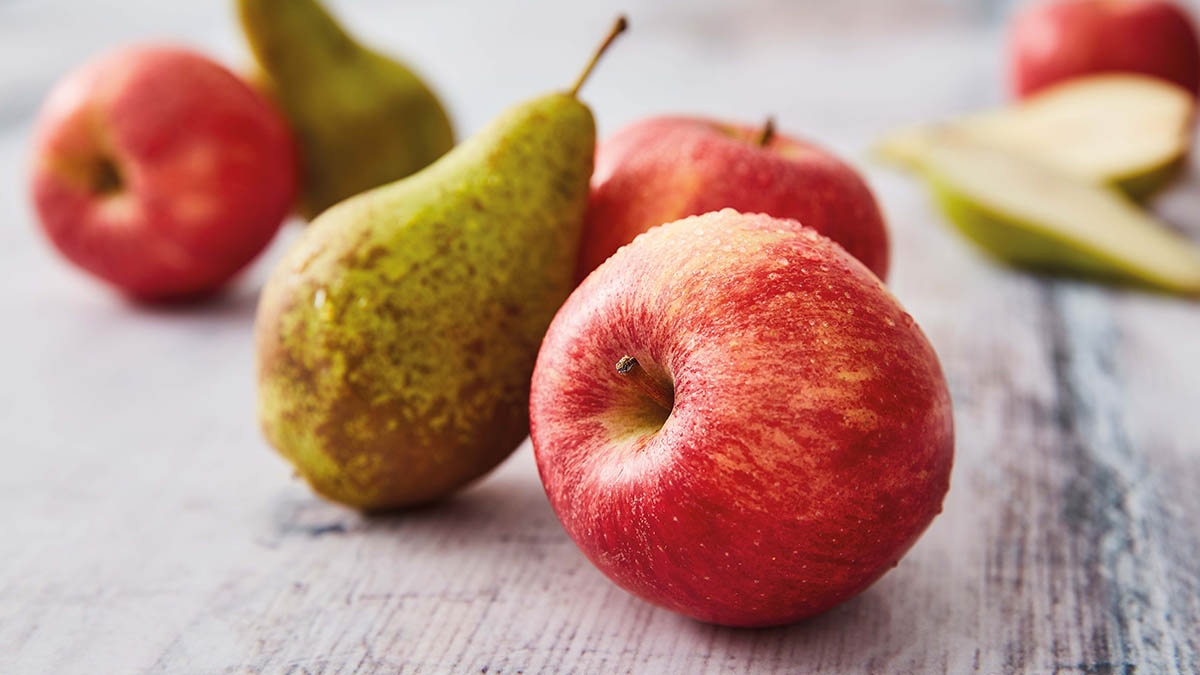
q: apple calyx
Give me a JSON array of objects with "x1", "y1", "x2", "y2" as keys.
[
  {"x1": 568, "y1": 15, "x2": 629, "y2": 98},
  {"x1": 758, "y1": 116, "x2": 776, "y2": 147},
  {"x1": 615, "y1": 355, "x2": 673, "y2": 413}
]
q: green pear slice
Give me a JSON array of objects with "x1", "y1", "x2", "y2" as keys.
[
  {"x1": 878, "y1": 74, "x2": 1195, "y2": 199},
  {"x1": 918, "y1": 137, "x2": 1200, "y2": 294}
]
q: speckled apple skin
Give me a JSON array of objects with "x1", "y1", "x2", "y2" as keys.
[
  {"x1": 577, "y1": 117, "x2": 890, "y2": 282},
  {"x1": 1010, "y1": 0, "x2": 1200, "y2": 98},
  {"x1": 531, "y1": 210, "x2": 953, "y2": 628}
]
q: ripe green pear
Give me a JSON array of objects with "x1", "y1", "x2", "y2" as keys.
[
  {"x1": 255, "y1": 19, "x2": 627, "y2": 510},
  {"x1": 238, "y1": 0, "x2": 454, "y2": 219}
]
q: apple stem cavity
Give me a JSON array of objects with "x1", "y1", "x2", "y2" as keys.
[
  {"x1": 91, "y1": 155, "x2": 124, "y2": 195},
  {"x1": 615, "y1": 355, "x2": 673, "y2": 413},
  {"x1": 758, "y1": 116, "x2": 776, "y2": 147},
  {"x1": 568, "y1": 15, "x2": 629, "y2": 98}
]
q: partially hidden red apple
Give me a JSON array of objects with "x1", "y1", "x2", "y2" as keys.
[
  {"x1": 1010, "y1": 0, "x2": 1200, "y2": 98},
  {"x1": 30, "y1": 45, "x2": 297, "y2": 300},
  {"x1": 576, "y1": 116, "x2": 890, "y2": 282},
  {"x1": 531, "y1": 209, "x2": 953, "y2": 627}
]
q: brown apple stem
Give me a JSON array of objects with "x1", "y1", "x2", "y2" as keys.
[
  {"x1": 616, "y1": 355, "x2": 673, "y2": 412},
  {"x1": 568, "y1": 15, "x2": 629, "y2": 97},
  {"x1": 758, "y1": 116, "x2": 776, "y2": 147}
]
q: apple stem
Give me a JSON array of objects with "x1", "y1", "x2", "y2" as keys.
[
  {"x1": 568, "y1": 15, "x2": 629, "y2": 98},
  {"x1": 616, "y1": 355, "x2": 673, "y2": 413},
  {"x1": 758, "y1": 116, "x2": 776, "y2": 147}
]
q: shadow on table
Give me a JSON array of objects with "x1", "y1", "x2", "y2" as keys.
[
  {"x1": 264, "y1": 451, "x2": 927, "y2": 661},
  {"x1": 664, "y1": 585, "x2": 911, "y2": 653},
  {"x1": 131, "y1": 280, "x2": 262, "y2": 324},
  {"x1": 265, "y1": 452, "x2": 557, "y2": 546}
]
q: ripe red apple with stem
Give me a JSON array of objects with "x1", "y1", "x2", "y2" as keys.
[
  {"x1": 30, "y1": 45, "x2": 297, "y2": 300},
  {"x1": 577, "y1": 116, "x2": 890, "y2": 282},
  {"x1": 1009, "y1": 0, "x2": 1200, "y2": 98},
  {"x1": 531, "y1": 210, "x2": 954, "y2": 627}
]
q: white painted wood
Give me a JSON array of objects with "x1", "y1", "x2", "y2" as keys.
[{"x1": 1, "y1": 1, "x2": 1198, "y2": 672}]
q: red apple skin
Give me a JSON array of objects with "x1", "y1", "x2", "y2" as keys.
[
  {"x1": 531, "y1": 210, "x2": 953, "y2": 628},
  {"x1": 30, "y1": 45, "x2": 297, "y2": 300},
  {"x1": 1010, "y1": 0, "x2": 1200, "y2": 98},
  {"x1": 577, "y1": 117, "x2": 890, "y2": 283}
]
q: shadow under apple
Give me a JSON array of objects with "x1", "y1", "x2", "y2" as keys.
[{"x1": 128, "y1": 278, "x2": 263, "y2": 324}]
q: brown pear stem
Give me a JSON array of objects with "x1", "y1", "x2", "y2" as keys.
[
  {"x1": 568, "y1": 15, "x2": 629, "y2": 97},
  {"x1": 758, "y1": 116, "x2": 776, "y2": 147},
  {"x1": 616, "y1": 355, "x2": 673, "y2": 413}
]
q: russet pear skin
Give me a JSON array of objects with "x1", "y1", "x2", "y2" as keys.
[
  {"x1": 255, "y1": 93, "x2": 594, "y2": 510},
  {"x1": 238, "y1": 0, "x2": 454, "y2": 219}
]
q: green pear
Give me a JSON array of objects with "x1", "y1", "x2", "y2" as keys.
[
  {"x1": 915, "y1": 136, "x2": 1200, "y2": 294},
  {"x1": 238, "y1": 0, "x2": 455, "y2": 219},
  {"x1": 255, "y1": 18, "x2": 628, "y2": 510},
  {"x1": 877, "y1": 74, "x2": 1195, "y2": 199}
]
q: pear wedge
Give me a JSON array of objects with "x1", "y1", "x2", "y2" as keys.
[
  {"x1": 878, "y1": 74, "x2": 1195, "y2": 199},
  {"x1": 917, "y1": 137, "x2": 1200, "y2": 294}
]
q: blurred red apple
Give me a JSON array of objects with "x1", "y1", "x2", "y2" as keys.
[
  {"x1": 532, "y1": 210, "x2": 953, "y2": 627},
  {"x1": 1010, "y1": 0, "x2": 1200, "y2": 98},
  {"x1": 576, "y1": 116, "x2": 890, "y2": 282},
  {"x1": 30, "y1": 45, "x2": 297, "y2": 300}
]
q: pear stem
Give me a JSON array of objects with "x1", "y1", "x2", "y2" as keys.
[
  {"x1": 568, "y1": 15, "x2": 629, "y2": 98},
  {"x1": 616, "y1": 355, "x2": 673, "y2": 413},
  {"x1": 758, "y1": 116, "x2": 776, "y2": 147}
]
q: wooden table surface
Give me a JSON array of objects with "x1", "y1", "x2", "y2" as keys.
[{"x1": 2, "y1": 0, "x2": 1199, "y2": 672}]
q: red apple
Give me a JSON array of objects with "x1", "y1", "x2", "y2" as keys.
[
  {"x1": 531, "y1": 210, "x2": 954, "y2": 627},
  {"x1": 576, "y1": 116, "x2": 890, "y2": 282},
  {"x1": 30, "y1": 45, "x2": 297, "y2": 300},
  {"x1": 1010, "y1": 0, "x2": 1200, "y2": 98}
]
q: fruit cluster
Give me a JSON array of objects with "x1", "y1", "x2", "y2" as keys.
[
  {"x1": 878, "y1": 1, "x2": 1200, "y2": 292},
  {"x1": 27, "y1": 0, "x2": 1200, "y2": 628}
]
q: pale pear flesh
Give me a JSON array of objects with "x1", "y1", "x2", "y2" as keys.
[
  {"x1": 919, "y1": 138, "x2": 1200, "y2": 294},
  {"x1": 878, "y1": 74, "x2": 1195, "y2": 199}
]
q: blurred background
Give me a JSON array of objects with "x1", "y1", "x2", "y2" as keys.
[{"x1": 1, "y1": 0, "x2": 1023, "y2": 154}]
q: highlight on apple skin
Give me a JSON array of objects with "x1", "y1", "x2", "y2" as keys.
[
  {"x1": 29, "y1": 45, "x2": 297, "y2": 300},
  {"x1": 531, "y1": 209, "x2": 954, "y2": 627},
  {"x1": 577, "y1": 116, "x2": 890, "y2": 283},
  {"x1": 1009, "y1": 0, "x2": 1200, "y2": 98}
]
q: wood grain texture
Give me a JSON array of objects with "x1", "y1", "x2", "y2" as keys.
[{"x1": 1, "y1": 0, "x2": 1198, "y2": 672}]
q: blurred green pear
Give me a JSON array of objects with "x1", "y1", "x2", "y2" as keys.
[{"x1": 238, "y1": 0, "x2": 454, "y2": 219}]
